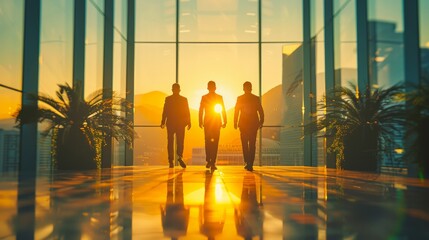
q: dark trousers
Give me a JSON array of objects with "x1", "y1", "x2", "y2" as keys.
[
  {"x1": 167, "y1": 126, "x2": 185, "y2": 162},
  {"x1": 240, "y1": 127, "x2": 258, "y2": 167},
  {"x1": 204, "y1": 125, "x2": 221, "y2": 164}
]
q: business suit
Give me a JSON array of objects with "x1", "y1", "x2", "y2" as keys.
[
  {"x1": 234, "y1": 92, "x2": 264, "y2": 170},
  {"x1": 199, "y1": 92, "x2": 227, "y2": 167},
  {"x1": 161, "y1": 94, "x2": 191, "y2": 164}
]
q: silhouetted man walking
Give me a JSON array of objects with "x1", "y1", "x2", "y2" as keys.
[
  {"x1": 199, "y1": 81, "x2": 227, "y2": 171},
  {"x1": 161, "y1": 83, "x2": 191, "y2": 168},
  {"x1": 234, "y1": 82, "x2": 264, "y2": 171}
]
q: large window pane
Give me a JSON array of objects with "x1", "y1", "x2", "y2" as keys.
[
  {"x1": 135, "y1": 0, "x2": 176, "y2": 42},
  {"x1": 134, "y1": 43, "x2": 175, "y2": 166},
  {"x1": 262, "y1": 43, "x2": 303, "y2": 166},
  {"x1": 274, "y1": 43, "x2": 304, "y2": 165},
  {"x1": 0, "y1": 7, "x2": 22, "y2": 233},
  {"x1": 310, "y1": 0, "x2": 324, "y2": 38},
  {"x1": 38, "y1": 0, "x2": 74, "y2": 171},
  {"x1": 85, "y1": 0, "x2": 104, "y2": 98},
  {"x1": 180, "y1": 0, "x2": 258, "y2": 42},
  {"x1": 334, "y1": 0, "x2": 357, "y2": 87},
  {"x1": 368, "y1": 0, "x2": 404, "y2": 88},
  {"x1": 113, "y1": 33, "x2": 127, "y2": 99},
  {"x1": 0, "y1": 90, "x2": 21, "y2": 173},
  {"x1": 39, "y1": 0, "x2": 73, "y2": 95},
  {"x1": 367, "y1": 0, "x2": 405, "y2": 170},
  {"x1": 311, "y1": 0, "x2": 326, "y2": 166},
  {"x1": 0, "y1": 0, "x2": 24, "y2": 91},
  {"x1": 0, "y1": 0, "x2": 23, "y2": 126},
  {"x1": 114, "y1": 0, "x2": 127, "y2": 38},
  {"x1": 134, "y1": 44, "x2": 176, "y2": 125},
  {"x1": 420, "y1": 0, "x2": 429, "y2": 78},
  {"x1": 112, "y1": 32, "x2": 128, "y2": 166},
  {"x1": 262, "y1": 0, "x2": 303, "y2": 42},
  {"x1": 180, "y1": 44, "x2": 258, "y2": 165}
]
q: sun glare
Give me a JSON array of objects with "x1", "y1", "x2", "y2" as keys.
[{"x1": 214, "y1": 104, "x2": 223, "y2": 113}]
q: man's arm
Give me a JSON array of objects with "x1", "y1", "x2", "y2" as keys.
[
  {"x1": 221, "y1": 96, "x2": 227, "y2": 128},
  {"x1": 185, "y1": 98, "x2": 191, "y2": 130},
  {"x1": 161, "y1": 97, "x2": 168, "y2": 128},
  {"x1": 234, "y1": 97, "x2": 240, "y2": 129},
  {"x1": 258, "y1": 97, "x2": 264, "y2": 128},
  {"x1": 198, "y1": 97, "x2": 204, "y2": 128}
]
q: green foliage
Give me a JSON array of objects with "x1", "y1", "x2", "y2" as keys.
[
  {"x1": 307, "y1": 83, "x2": 404, "y2": 170},
  {"x1": 15, "y1": 83, "x2": 134, "y2": 169},
  {"x1": 404, "y1": 79, "x2": 429, "y2": 178}
]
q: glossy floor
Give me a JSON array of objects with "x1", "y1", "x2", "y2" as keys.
[{"x1": 1, "y1": 166, "x2": 429, "y2": 239}]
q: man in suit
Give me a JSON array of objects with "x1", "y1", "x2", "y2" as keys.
[
  {"x1": 161, "y1": 83, "x2": 191, "y2": 168},
  {"x1": 234, "y1": 81, "x2": 264, "y2": 171},
  {"x1": 199, "y1": 81, "x2": 227, "y2": 171}
]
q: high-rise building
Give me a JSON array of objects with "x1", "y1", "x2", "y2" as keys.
[{"x1": 0, "y1": 129, "x2": 19, "y2": 172}]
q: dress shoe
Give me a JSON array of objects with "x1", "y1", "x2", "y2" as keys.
[
  {"x1": 178, "y1": 157, "x2": 187, "y2": 168},
  {"x1": 211, "y1": 165, "x2": 217, "y2": 171},
  {"x1": 206, "y1": 161, "x2": 211, "y2": 168},
  {"x1": 245, "y1": 165, "x2": 253, "y2": 171},
  {"x1": 169, "y1": 162, "x2": 174, "y2": 168}
]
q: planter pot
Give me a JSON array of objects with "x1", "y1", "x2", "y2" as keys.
[
  {"x1": 56, "y1": 127, "x2": 97, "y2": 170},
  {"x1": 343, "y1": 126, "x2": 379, "y2": 172}
]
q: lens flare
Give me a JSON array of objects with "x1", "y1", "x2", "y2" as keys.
[{"x1": 214, "y1": 104, "x2": 222, "y2": 113}]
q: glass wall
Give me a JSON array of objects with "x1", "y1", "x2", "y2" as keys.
[
  {"x1": 133, "y1": 0, "x2": 304, "y2": 166},
  {"x1": 0, "y1": 1, "x2": 23, "y2": 236},
  {"x1": 367, "y1": 0, "x2": 405, "y2": 169},
  {"x1": 5, "y1": 0, "x2": 426, "y2": 169},
  {"x1": 420, "y1": 0, "x2": 429, "y2": 79},
  {"x1": 0, "y1": 0, "x2": 23, "y2": 174},
  {"x1": 38, "y1": 0, "x2": 74, "y2": 171},
  {"x1": 262, "y1": 0, "x2": 304, "y2": 166},
  {"x1": 134, "y1": 0, "x2": 176, "y2": 166},
  {"x1": 368, "y1": 0, "x2": 404, "y2": 88},
  {"x1": 311, "y1": 0, "x2": 326, "y2": 166},
  {"x1": 333, "y1": 0, "x2": 357, "y2": 87},
  {"x1": 112, "y1": 0, "x2": 128, "y2": 166},
  {"x1": 85, "y1": 0, "x2": 104, "y2": 97}
]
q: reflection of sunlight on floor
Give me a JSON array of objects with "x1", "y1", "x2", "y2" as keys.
[
  {"x1": 185, "y1": 187, "x2": 240, "y2": 205},
  {"x1": 184, "y1": 188, "x2": 205, "y2": 205},
  {"x1": 263, "y1": 212, "x2": 283, "y2": 235},
  {"x1": 4, "y1": 166, "x2": 429, "y2": 239}
]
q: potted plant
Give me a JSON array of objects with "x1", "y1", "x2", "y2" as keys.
[
  {"x1": 404, "y1": 77, "x2": 429, "y2": 179},
  {"x1": 15, "y1": 83, "x2": 134, "y2": 170},
  {"x1": 306, "y1": 83, "x2": 404, "y2": 172}
]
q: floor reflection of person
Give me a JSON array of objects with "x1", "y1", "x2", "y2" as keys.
[
  {"x1": 199, "y1": 81, "x2": 227, "y2": 171},
  {"x1": 235, "y1": 173, "x2": 263, "y2": 239},
  {"x1": 234, "y1": 81, "x2": 264, "y2": 171},
  {"x1": 160, "y1": 171, "x2": 190, "y2": 239},
  {"x1": 161, "y1": 83, "x2": 191, "y2": 169},
  {"x1": 199, "y1": 171, "x2": 225, "y2": 239}
]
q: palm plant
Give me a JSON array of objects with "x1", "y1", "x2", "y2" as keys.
[
  {"x1": 307, "y1": 83, "x2": 404, "y2": 172},
  {"x1": 404, "y1": 78, "x2": 429, "y2": 179},
  {"x1": 15, "y1": 83, "x2": 134, "y2": 170}
]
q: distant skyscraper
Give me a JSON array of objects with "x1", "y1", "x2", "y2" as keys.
[
  {"x1": 281, "y1": 45, "x2": 304, "y2": 166},
  {"x1": 37, "y1": 134, "x2": 52, "y2": 171},
  {"x1": 0, "y1": 129, "x2": 19, "y2": 172}
]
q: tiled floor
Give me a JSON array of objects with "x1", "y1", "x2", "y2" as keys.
[{"x1": 1, "y1": 166, "x2": 429, "y2": 239}]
